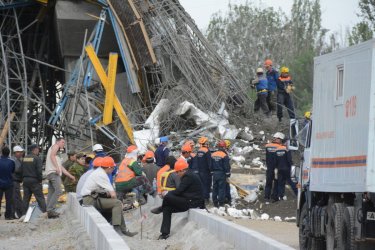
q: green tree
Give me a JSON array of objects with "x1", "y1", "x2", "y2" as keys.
[
  {"x1": 348, "y1": 21, "x2": 373, "y2": 45},
  {"x1": 359, "y1": 0, "x2": 375, "y2": 30}
]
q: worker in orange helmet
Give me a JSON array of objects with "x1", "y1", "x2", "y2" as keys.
[
  {"x1": 156, "y1": 156, "x2": 177, "y2": 196},
  {"x1": 151, "y1": 159, "x2": 204, "y2": 240},
  {"x1": 191, "y1": 136, "x2": 212, "y2": 203},
  {"x1": 264, "y1": 59, "x2": 279, "y2": 115},
  {"x1": 211, "y1": 140, "x2": 231, "y2": 207},
  {"x1": 115, "y1": 145, "x2": 154, "y2": 205},
  {"x1": 142, "y1": 150, "x2": 159, "y2": 193}
]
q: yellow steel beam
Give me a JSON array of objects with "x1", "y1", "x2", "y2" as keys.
[
  {"x1": 103, "y1": 53, "x2": 118, "y2": 125},
  {"x1": 85, "y1": 44, "x2": 135, "y2": 144}
]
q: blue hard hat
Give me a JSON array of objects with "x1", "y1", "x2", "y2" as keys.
[{"x1": 160, "y1": 136, "x2": 169, "y2": 142}]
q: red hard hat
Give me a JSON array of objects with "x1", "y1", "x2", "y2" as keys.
[
  {"x1": 264, "y1": 59, "x2": 273, "y2": 66},
  {"x1": 127, "y1": 145, "x2": 138, "y2": 153},
  {"x1": 174, "y1": 159, "x2": 189, "y2": 172},
  {"x1": 217, "y1": 140, "x2": 226, "y2": 148},
  {"x1": 101, "y1": 156, "x2": 116, "y2": 168},
  {"x1": 144, "y1": 150, "x2": 154, "y2": 159},
  {"x1": 181, "y1": 144, "x2": 192, "y2": 153}
]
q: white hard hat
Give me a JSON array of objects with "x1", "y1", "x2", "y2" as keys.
[
  {"x1": 273, "y1": 132, "x2": 285, "y2": 140},
  {"x1": 256, "y1": 68, "x2": 264, "y2": 74},
  {"x1": 92, "y1": 144, "x2": 103, "y2": 152},
  {"x1": 13, "y1": 145, "x2": 24, "y2": 152}
]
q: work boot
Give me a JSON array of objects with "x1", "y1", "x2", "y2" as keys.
[
  {"x1": 151, "y1": 206, "x2": 163, "y2": 214},
  {"x1": 138, "y1": 195, "x2": 147, "y2": 206},
  {"x1": 47, "y1": 211, "x2": 60, "y2": 219},
  {"x1": 157, "y1": 233, "x2": 170, "y2": 240},
  {"x1": 114, "y1": 226, "x2": 138, "y2": 237}
]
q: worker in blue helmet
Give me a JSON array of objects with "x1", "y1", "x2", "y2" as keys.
[{"x1": 155, "y1": 136, "x2": 170, "y2": 167}]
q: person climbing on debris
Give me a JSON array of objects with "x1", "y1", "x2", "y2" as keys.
[
  {"x1": 264, "y1": 133, "x2": 284, "y2": 203},
  {"x1": 192, "y1": 136, "x2": 212, "y2": 204},
  {"x1": 251, "y1": 67, "x2": 270, "y2": 117},
  {"x1": 276, "y1": 66, "x2": 296, "y2": 122},
  {"x1": 151, "y1": 158, "x2": 204, "y2": 240},
  {"x1": 155, "y1": 136, "x2": 170, "y2": 167},
  {"x1": 76, "y1": 157, "x2": 102, "y2": 205},
  {"x1": 115, "y1": 145, "x2": 153, "y2": 204},
  {"x1": 0, "y1": 147, "x2": 15, "y2": 220},
  {"x1": 210, "y1": 140, "x2": 231, "y2": 207},
  {"x1": 21, "y1": 144, "x2": 47, "y2": 216},
  {"x1": 264, "y1": 59, "x2": 279, "y2": 115},
  {"x1": 63, "y1": 153, "x2": 86, "y2": 192},
  {"x1": 156, "y1": 156, "x2": 177, "y2": 196},
  {"x1": 11, "y1": 145, "x2": 24, "y2": 218},
  {"x1": 142, "y1": 150, "x2": 159, "y2": 191},
  {"x1": 81, "y1": 156, "x2": 137, "y2": 237}
]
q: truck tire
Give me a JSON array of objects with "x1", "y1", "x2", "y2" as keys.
[
  {"x1": 341, "y1": 206, "x2": 357, "y2": 250},
  {"x1": 299, "y1": 203, "x2": 325, "y2": 250},
  {"x1": 326, "y1": 203, "x2": 345, "y2": 250}
]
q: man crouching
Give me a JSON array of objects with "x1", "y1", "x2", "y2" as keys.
[{"x1": 81, "y1": 156, "x2": 137, "y2": 237}]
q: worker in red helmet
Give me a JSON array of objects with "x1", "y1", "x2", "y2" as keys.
[
  {"x1": 210, "y1": 140, "x2": 231, "y2": 207},
  {"x1": 142, "y1": 150, "x2": 159, "y2": 192},
  {"x1": 151, "y1": 159, "x2": 204, "y2": 240},
  {"x1": 264, "y1": 59, "x2": 279, "y2": 115}
]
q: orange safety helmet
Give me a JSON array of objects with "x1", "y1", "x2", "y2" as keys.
[
  {"x1": 92, "y1": 157, "x2": 103, "y2": 167},
  {"x1": 217, "y1": 140, "x2": 226, "y2": 148},
  {"x1": 127, "y1": 145, "x2": 138, "y2": 153},
  {"x1": 144, "y1": 150, "x2": 155, "y2": 159},
  {"x1": 101, "y1": 156, "x2": 116, "y2": 168},
  {"x1": 174, "y1": 159, "x2": 189, "y2": 172},
  {"x1": 198, "y1": 136, "x2": 208, "y2": 145},
  {"x1": 181, "y1": 144, "x2": 192, "y2": 153},
  {"x1": 264, "y1": 59, "x2": 273, "y2": 66}
]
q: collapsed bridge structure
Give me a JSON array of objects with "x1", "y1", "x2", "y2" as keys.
[{"x1": 0, "y1": 0, "x2": 251, "y2": 155}]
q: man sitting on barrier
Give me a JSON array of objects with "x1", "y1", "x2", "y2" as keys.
[{"x1": 81, "y1": 156, "x2": 137, "y2": 237}]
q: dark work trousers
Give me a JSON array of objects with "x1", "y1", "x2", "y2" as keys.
[
  {"x1": 0, "y1": 186, "x2": 13, "y2": 218},
  {"x1": 264, "y1": 167, "x2": 278, "y2": 200},
  {"x1": 23, "y1": 178, "x2": 47, "y2": 213},
  {"x1": 198, "y1": 171, "x2": 212, "y2": 200},
  {"x1": 277, "y1": 169, "x2": 298, "y2": 199},
  {"x1": 12, "y1": 181, "x2": 24, "y2": 217},
  {"x1": 267, "y1": 90, "x2": 276, "y2": 113},
  {"x1": 212, "y1": 172, "x2": 226, "y2": 205},
  {"x1": 254, "y1": 93, "x2": 270, "y2": 115},
  {"x1": 225, "y1": 182, "x2": 231, "y2": 203},
  {"x1": 277, "y1": 92, "x2": 295, "y2": 119},
  {"x1": 160, "y1": 193, "x2": 189, "y2": 235}
]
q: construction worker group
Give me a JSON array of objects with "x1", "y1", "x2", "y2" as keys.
[{"x1": 252, "y1": 59, "x2": 296, "y2": 122}]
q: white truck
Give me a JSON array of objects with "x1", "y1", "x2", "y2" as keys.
[{"x1": 297, "y1": 39, "x2": 375, "y2": 250}]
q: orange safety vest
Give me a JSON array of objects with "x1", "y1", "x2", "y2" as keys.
[
  {"x1": 160, "y1": 170, "x2": 176, "y2": 192},
  {"x1": 157, "y1": 165, "x2": 170, "y2": 194},
  {"x1": 115, "y1": 158, "x2": 136, "y2": 183}
]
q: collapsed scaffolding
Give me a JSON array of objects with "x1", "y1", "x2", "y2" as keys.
[{"x1": 0, "y1": 0, "x2": 252, "y2": 156}]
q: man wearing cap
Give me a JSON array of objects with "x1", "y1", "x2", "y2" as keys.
[
  {"x1": 155, "y1": 136, "x2": 170, "y2": 167},
  {"x1": 12, "y1": 145, "x2": 25, "y2": 218},
  {"x1": 89, "y1": 144, "x2": 118, "y2": 185},
  {"x1": 76, "y1": 157, "x2": 101, "y2": 205},
  {"x1": 45, "y1": 138, "x2": 75, "y2": 218},
  {"x1": 0, "y1": 147, "x2": 15, "y2": 219},
  {"x1": 115, "y1": 145, "x2": 153, "y2": 203},
  {"x1": 22, "y1": 144, "x2": 47, "y2": 216},
  {"x1": 151, "y1": 159, "x2": 204, "y2": 240},
  {"x1": 82, "y1": 156, "x2": 137, "y2": 237}
]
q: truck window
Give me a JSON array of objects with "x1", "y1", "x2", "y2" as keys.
[{"x1": 335, "y1": 65, "x2": 344, "y2": 104}]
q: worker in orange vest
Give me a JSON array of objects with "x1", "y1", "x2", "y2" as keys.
[
  {"x1": 115, "y1": 145, "x2": 153, "y2": 204},
  {"x1": 156, "y1": 156, "x2": 176, "y2": 196}
]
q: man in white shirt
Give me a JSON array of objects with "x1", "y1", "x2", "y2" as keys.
[
  {"x1": 76, "y1": 157, "x2": 102, "y2": 204},
  {"x1": 81, "y1": 156, "x2": 137, "y2": 237}
]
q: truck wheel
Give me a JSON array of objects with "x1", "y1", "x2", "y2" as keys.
[
  {"x1": 299, "y1": 203, "x2": 325, "y2": 250},
  {"x1": 326, "y1": 203, "x2": 345, "y2": 250},
  {"x1": 341, "y1": 206, "x2": 357, "y2": 250}
]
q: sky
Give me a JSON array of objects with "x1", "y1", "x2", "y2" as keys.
[{"x1": 179, "y1": 0, "x2": 361, "y2": 34}]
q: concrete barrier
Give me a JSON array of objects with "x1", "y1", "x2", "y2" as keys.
[
  {"x1": 67, "y1": 193, "x2": 130, "y2": 250},
  {"x1": 188, "y1": 209, "x2": 295, "y2": 250}
]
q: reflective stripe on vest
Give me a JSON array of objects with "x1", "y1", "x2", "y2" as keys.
[
  {"x1": 157, "y1": 165, "x2": 170, "y2": 194},
  {"x1": 115, "y1": 158, "x2": 136, "y2": 183},
  {"x1": 160, "y1": 170, "x2": 176, "y2": 192}
]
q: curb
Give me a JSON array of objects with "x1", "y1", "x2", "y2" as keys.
[{"x1": 67, "y1": 193, "x2": 130, "y2": 250}]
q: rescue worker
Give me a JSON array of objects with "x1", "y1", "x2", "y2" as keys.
[
  {"x1": 302, "y1": 111, "x2": 312, "y2": 128},
  {"x1": 275, "y1": 137, "x2": 298, "y2": 200},
  {"x1": 0, "y1": 147, "x2": 15, "y2": 219},
  {"x1": 88, "y1": 144, "x2": 117, "y2": 184},
  {"x1": 183, "y1": 139, "x2": 196, "y2": 168},
  {"x1": 211, "y1": 140, "x2": 231, "y2": 207},
  {"x1": 276, "y1": 66, "x2": 296, "y2": 122},
  {"x1": 115, "y1": 145, "x2": 153, "y2": 203},
  {"x1": 252, "y1": 67, "x2": 270, "y2": 117},
  {"x1": 11, "y1": 145, "x2": 24, "y2": 218},
  {"x1": 22, "y1": 144, "x2": 47, "y2": 216},
  {"x1": 63, "y1": 153, "x2": 86, "y2": 192},
  {"x1": 151, "y1": 159, "x2": 204, "y2": 240},
  {"x1": 264, "y1": 59, "x2": 279, "y2": 114},
  {"x1": 155, "y1": 136, "x2": 170, "y2": 167},
  {"x1": 81, "y1": 156, "x2": 137, "y2": 237},
  {"x1": 76, "y1": 157, "x2": 102, "y2": 205},
  {"x1": 179, "y1": 144, "x2": 192, "y2": 163},
  {"x1": 142, "y1": 150, "x2": 159, "y2": 189},
  {"x1": 224, "y1": 140, "x2": 232, "y2": 204},
  {"x1": 192, "y1": 136, "x2": 212, "y2": 203},
  {"x1": 264, "y1": 133, "x2": 284, "y2": 203},
  {"x1": 159, "y1": 159, "x2": 181, "y2": 197},
  {"x1": 156, "y1": 156, "x2": 177, "y2": 195}
]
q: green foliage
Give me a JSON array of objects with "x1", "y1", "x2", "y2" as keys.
[
  {"x1": 359, "y1": 0, "x2": 375, "y2": 30},
  {"x1": 348, "y1": 21, "x2": 373, "y2": 45}
]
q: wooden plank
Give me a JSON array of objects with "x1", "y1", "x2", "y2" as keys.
[
  {"x1": 103, "y1": 53, "x2": 118, "y2": 125},
  {"x1": 228, "y1": 179, "x2": 250, "y2": 198}
]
